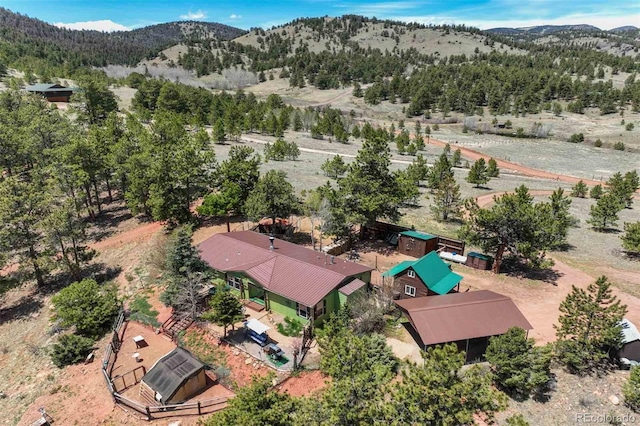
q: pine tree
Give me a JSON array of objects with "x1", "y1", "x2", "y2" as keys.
[
  {"x1": 588, "y1": 193, "x2": 623, "y2": 231},
  {"x1": 244, "y1": 170, "x2": 299, "y2": 226},
  {"x1": 485, "y1": 327, "x2": 552, "y2": 399},
  {"x1": 321, "y1": 155, "x2": 348, "y2": 179},
  {"x1": 466, "y1": 158, "x2": 490, "y2": 188},
  {"x1": 555, "y1": 276, "x2": 627, "y2": 375},
  {"x1": 487, "y1": 158, "x2": 500, "y2": 177},
  {"x1": 623, "y1": 366, "x2": 640, "y2": 412},
  {"x1": 621, "y1": 221, "x2": 640, "y2": 255},
  {"x1": 570, "y1": 180, "x2": 588, "y2": 198},
  {"x1": 427, "y1": 152, "x2": 453, "y2": 190},
  {"x1": 451, "y1": 149, "x2": 462, "y2": 166},
  {"x1": 589, "y1": 184, "x2": 603, "y2": 199},
  {"x1": 431, "y1": 175, "x2": 463, "y2": 221},
  {"x1": 202, "y1": 286, "x2": 244, "y2": 337}
]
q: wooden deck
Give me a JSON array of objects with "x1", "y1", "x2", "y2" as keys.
[{"x1": 242, "y1": 299, "x2": 265, "y2": 312}]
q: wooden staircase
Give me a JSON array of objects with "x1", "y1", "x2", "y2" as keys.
[{"x1": 161, "y1": 312, "x2": 194, "y2": 341}]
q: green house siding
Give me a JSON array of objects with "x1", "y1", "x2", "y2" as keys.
[{"x1": 266, "y1": 291, "x2": 301, "y2": 321}]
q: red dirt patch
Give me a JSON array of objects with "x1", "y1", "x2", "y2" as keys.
[
  {"x1": 218, "y1": 342, "x2": 271, "y2": 388},
  {"x1": 277, "y1": 370, "x2": 329, "y2": 397}
]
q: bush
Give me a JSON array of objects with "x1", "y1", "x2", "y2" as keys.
[
  {"x1": 626, "y1": 123, "x2": 634, "y2": 131},
  {"x1": 594, "y1": 139, "x2": 603, "y2": 147},
  {"x1": 51, "y1": 279, "x2": 119, "y2": 338},
  {"x1": 129, "y1": 294, "x2": 160, "y2": 327},
  {"x1": 264, "y1": 139, "x2": 300, "y2": 161},
  {"x1": 50, "y1": 334, "x2": 94, "y2": 368},
  {"x1": 614, "y1": 141, "x2": 626, "y2": 151},
  {"x1": 569, "y1": 133, "x2": 585, "y2": 143},
  {"x1": 505, "y1": 414, "x2": 530, "y2": 426},
  {"x1": 276, "y1": 317, "x2": 304, "y2": 336},
  {"x1": 623, "y1": 366, "x2": 640, "y2": 412}
]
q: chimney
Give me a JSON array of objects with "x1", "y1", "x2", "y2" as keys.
[{"x1": 269, "y1": 234, "x2": 275, "y2": 251}]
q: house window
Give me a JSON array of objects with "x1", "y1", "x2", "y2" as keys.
[
  {"x1": 296, "y1": 303, "x2": 310, "y2": 319},
  {"x1": 314, "y1": 299, "x2": 327, "y2": 318},
  {"x1": 405, "y1": 285, "x2": 416, "y2": 297},
  {"x1": 407, "y1": 270, "x2": 416, "y2": 278},
  {"x1": 228, "y1": 276, "x2": 242, "y2": 291}
]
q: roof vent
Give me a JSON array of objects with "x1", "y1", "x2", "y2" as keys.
[
  {"x1": 269, "y1": 234, "x2": 275, "y2": 251},
  {"x1": 330, "y1": 255, "x2": 335, "y2": 264}
]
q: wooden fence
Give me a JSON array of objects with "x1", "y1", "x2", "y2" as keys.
[
  {"x1": 113, "y1": 393, "x2": 229, "y2": 420},
  {"x1": 112, "y1": 365, "x2": 146, "y2": 393},
  {"x1": 100, "y1": 310, "x2": 232, "y2": 420}
]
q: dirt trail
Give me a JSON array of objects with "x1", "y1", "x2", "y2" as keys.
[
  {"x1": 474, "y1": 190, "x2": 554, "y2": 208},
  {"x1": 90, "y1": 221, "x2": 164, "y2": 251},
  {"x1": 426, "y1": 136, "x2": 622, "y2": 188},
  {"x1": 308, "y1": 89, "x2": 352, "y2": 107},
  {"x1": 460, "y1": 257, "x2": 640, "y2": 345}
]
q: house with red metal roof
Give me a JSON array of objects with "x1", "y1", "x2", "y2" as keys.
[{"x1": 198, "y1": 231, "x2": 372, "y2": 325}]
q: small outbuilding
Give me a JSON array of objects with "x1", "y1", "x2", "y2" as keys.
[
  {"x1": 383, "y1": 251, "x2": 463, "y2": 299},
  {"x1": 397, "y1": 230, "x2": 438, "y2": 258},
  {"x1": 619, "y1": 318, "x2": 640, "y2": 363},
  {"x1": 465, "y1": 252, "x2": 493, "y2": 270},
  {"x1": 395, "y1": 290, "x2": 532, "y2": 363},
  {"x1": 25, "y1": 83, "x2": 79, "y2": 102},
  {"x1": 140, "y1": 347, "x2": 206, "y2": 405}
]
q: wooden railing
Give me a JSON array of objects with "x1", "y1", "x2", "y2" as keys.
[
  {"x1": 113, "y1": 393, "x2": 230, "y2": 420},
  {"x1": 112, "y1": 365, "x2": 146, "y2": 393}
]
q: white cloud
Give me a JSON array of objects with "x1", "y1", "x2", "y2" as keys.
[
  {"x1": 180, "y1": 10, "x2": 207, "y2": 20},
  {"x1": 54, "y1": 20, "x2": 129, "y2": 32},
  {"x1": 229, "y1": 14, "x2": 242, "y2": 20}
]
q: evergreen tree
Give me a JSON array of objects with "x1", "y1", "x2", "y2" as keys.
[
  {"x1": 621, "y1": 221, "x2": 640, "y2": 255},
  {"x1": 555, "y1": 276, "x2": 627, "y2": 375},
  {"x1": 321, "y1": 155, "x2": 348, "y2": 179},
  {"x1": 431, "y1": 175, "x2": 463, "y2": 221},
  {"x1": 588, "y1": 193, "x2": 623, "y2": 231},
  {"x1": 382, "y1": 344, "x2": 507, "y2": 425},
  {"x1": 213, "y1": 118, "x2": 226, "y2": 144},
  {"x1": 338, "y1": 134, "x2": 405, "y2": 226},
  {"x1": 487, "y1": 158, "x2": 500, "y2": 177},
  {"x1": 485, "y1": 327, "x2": 552, "y2": 399},
  {"x1": 623, "y1": 366, "x2": 640, "y2": 413},
  {"x1": 466, "y1": 158, "x2": 490, "y2": 188},
  {"x1": 427, "y1": 152, "x2": 454, "y2": 190},
  {"x1": 570, "y1": 180, "x2": 588, "y2": 198},
  {"x1": 244, "y1": 170, "x2": 299, "y2": 225},
  {"x1": 202, "y1": 286, "x2": 244, "y2": 337},
  {"x1": 451, "y1": 148, "x2": 462, "y2": 167},
  {"x1": 405, "y1": 154, "x2": 429, "y2": 186},
  {"x1": 589, "y1": 184, "x2": 603, "y2": 199}
]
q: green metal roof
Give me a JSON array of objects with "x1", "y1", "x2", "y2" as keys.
[
  {"x1": 467, "y1": 252, "x2": 492, "y2": 261},
  {"x1": 400, "y1": 230, "x2": 437, "y2": 241},
  {"x1": 383, "y1": 251, "x2": 462, "y2": 295},
  {"x1": 382, "y1": 260, "x2": 414, "y2": 277},
  {"x1": 25, "y1": 83, "x2": 79, "y2": 92}
]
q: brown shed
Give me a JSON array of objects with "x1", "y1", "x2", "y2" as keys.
[
  {"x1": 465, "y1": 252, "x2": 493, "y2": 270},
  {"x1": 140, "y1": 347, "x2": 207, "y2": 405},
  {"x1": 397, "y1": 230, "x2": 438, "y2": 258},
  {"x1": 395, "y1": 291, "x2": 532, "y2": 363}
]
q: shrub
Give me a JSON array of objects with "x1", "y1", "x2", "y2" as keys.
[
  {"x1": 569, "y1": 133, "x2": 585, "y2": 143},
  {"x1": 51, "y1": 279, "x2": 119, "y2": 338},
  {"x1": 505, "y1": 414, "x2": 530, "y2": 426},
  {"x1": 614, "y1": 141, "x2": 626, "y2": 151},
  {"x1": 276, "y1": 317, "x2": 304, "y2": 336},
  {"x1": 626, "y1": 123, "x2": 634, "y2": 131},
  {"x1": 264, "y1": 138, "x2": 300, "y2": 161},
  {"x1": 129, "y1": 294, "x2": 160, "y2": 327},
  {"x1": 623, "y1": 366, "x2": 640, "y2": 412},
  {"x1": 594, "y1": 139, "x2": 603, "y2": 147},
  {"x1": 50, "y1": 334, "x2": 94, "y2": 368}
]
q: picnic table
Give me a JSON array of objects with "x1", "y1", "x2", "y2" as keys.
[{"x1": 133, "y1": 335, "x2": 146, "y2": 348}]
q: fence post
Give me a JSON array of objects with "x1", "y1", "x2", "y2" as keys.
[
  {"x1": 146, "y1": 406, "x2": 151, "y2": 419},
  {"x1": 198, "y1": 401, "x2": 201, "y2": 415}
]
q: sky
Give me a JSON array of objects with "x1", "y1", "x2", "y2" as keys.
[{"x1": 2, "y1": 0, "x2": 639, "y2": 32}]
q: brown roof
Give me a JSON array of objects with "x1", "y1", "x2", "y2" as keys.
[
  {"x1": 339, "y1": 279, "x2": 367, "y2": 296},
  {"x1": 198, "y1": 231, "x2": 372, "y2": 307},
  {"x1": 395, "y1": 290, "x2": 532, "y2": 346}
]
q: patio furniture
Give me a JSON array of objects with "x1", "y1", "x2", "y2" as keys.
[{"x1": 133, "y1": 335, "x2": 146, "y2": 348}]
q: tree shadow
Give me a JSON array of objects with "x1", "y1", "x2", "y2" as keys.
[
  {"x1": 88, "y1": 202, "x2": 134, "y2": 242},
  {"x1": 501, "y1": 258, "x2": 564, "y2": 286},
  {"x1": 593, "y1": 227, "x2": 622, "y2": 234},
  {"x1": 0, "y1": 295, "x2": 43, "y2": 324},
  {"x1": 36, "y1": 263, "x2": 123, "y2": 297},
  {"x1": 551, "y1": 242, "x2": 576, "y2": 252}
]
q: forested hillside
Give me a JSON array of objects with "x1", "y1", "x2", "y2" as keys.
[{"x1": 0, "y1": 8, "x2": 245, "y2": 76}]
